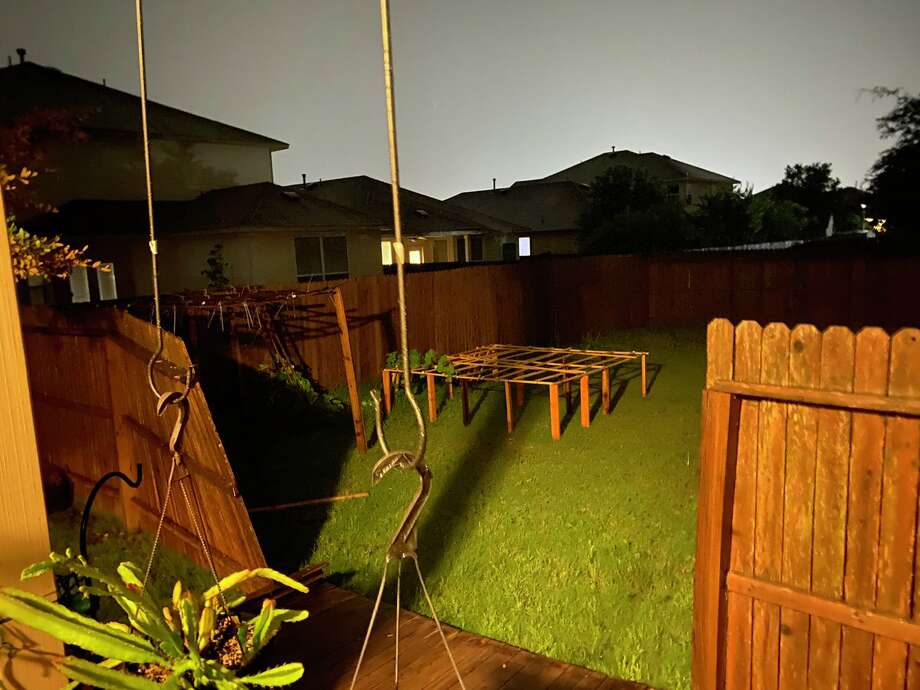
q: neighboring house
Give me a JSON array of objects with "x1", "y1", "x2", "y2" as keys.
[
  {"x1": 26, "y1": 182, "x2": 386, "y2": 299},
  {"x1": 288, "y1": 176, "x2": 527, "y2": 265},
  {"x1": 448, "y1": 180, "x2": 590, "y2": 256},
  {"x1": 539, "y1": 148, "x2": 739, "y2": 206},
  {"x1": 0, "y1": 55, "x2": 288, "y2": 212},
  {"x1": 448, "y1": 148, "x2": 739, "y2": 255}
]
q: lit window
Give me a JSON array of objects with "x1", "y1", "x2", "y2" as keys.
[
  {"x1": 409, "y1": 249, "x2": 422, "y2": 264},
  {"x1": 518, "y1": 236, "x2": 531, "y2": 257},
  {"x1": 69, "y1": 267, "x2": 90, "y2": 303},
  {"x1": 381, "y1": 240, "x2": 393, "y2": 265},
  {"x1": 97, "y1": 263, "x2": 117, "y2": 300},
  {"x1": 295, "y1": 236, "x2": 349, "y2": 281}
]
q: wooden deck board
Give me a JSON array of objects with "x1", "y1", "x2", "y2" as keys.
[{"x1": 256, "y1": 582, "x2": 649, "y2": 689}]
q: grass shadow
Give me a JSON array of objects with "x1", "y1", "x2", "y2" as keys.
[{"x1": 192, "y1": 343, "x2": 355, "y2": 573}]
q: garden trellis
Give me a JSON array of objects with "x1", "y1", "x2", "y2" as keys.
[{"x1": 383, "y1": 344, "x2": 649, "y2": 439}]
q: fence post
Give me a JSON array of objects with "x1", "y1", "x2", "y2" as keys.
[
  {"x1": 331, "y1": 287, "x2": 367, "y2": 454},
  {"x1": 692, "y1": 389, "x2": 740, "y2": 690},
  {"x1": 0, "y1": 189, "x2": 65, "y2": 688}
]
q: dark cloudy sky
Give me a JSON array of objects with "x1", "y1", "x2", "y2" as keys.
[{"x1": 4, "y1": 0, "x2": 919, "y2": 198}]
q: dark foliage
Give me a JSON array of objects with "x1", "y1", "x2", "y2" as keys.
[
  {"x1": 578, "y1": 166, "x2": 689, "y2": 253},
  {"x1": 867, "y1": 87, "x2": 920, "y2": 235}
]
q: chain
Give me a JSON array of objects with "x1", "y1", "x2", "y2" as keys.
[{"x1": 142, "y1": 456, "x2": 176, "y2": 589}]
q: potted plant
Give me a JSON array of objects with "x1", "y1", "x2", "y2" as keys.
[{"x1": 0, "y1": 550, "x2": 310, "y2": 688}]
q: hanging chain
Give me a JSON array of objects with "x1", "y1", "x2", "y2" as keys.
[{"x1": 134, "y1": 0, "x2": 228, "y2": 614}]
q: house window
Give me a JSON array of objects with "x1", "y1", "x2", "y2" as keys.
[
  {"x1": 97, "y1": 264, "x2": 117, "y2": 301},
  {"x1": 518, "y1": 236, "x2": 531, "y2": 257},
  {"x1": 295, "y1": 236, "x2": 348, "y2": 281},
  {"x1": 469, "y1": 236, "x2": 484, "y2": 262},
  {"x1": 686, "y1": 193, "x2": 693, "y2": 205},
  {"x1": 381, "y1": 240, "x2": 393, "y2": 266},
  {"x1": 408, "y1": 249, "x2": 422, "y2": 264}
]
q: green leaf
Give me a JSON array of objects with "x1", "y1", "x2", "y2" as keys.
[
  {"x1": 0, "y1": 590, "x2": 163, "y2": 664},
  {"x1": 177, "y1": 596, "x2": 200, "y2": 662},
  {"x1": 202, "y1": 568, "x2": 308, "y2": 607},
  {"x1": 248, "y1": 599, "x2": 274, "y2": 657},
  {"x1": 239, "y1": 663, "x2": 305, "y2": 687},
  {"x1": 58, "y1": 657, "x2": 165, "y2": 690}
]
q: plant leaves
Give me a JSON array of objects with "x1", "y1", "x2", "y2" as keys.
[
  {"x1": 58, "y1": 656, "x2": 165, "y2": 690},
  {"x1": 0, "y1": 589, "x2": 163, "y2": 664},
  {"x1": 202, "y1": 568, "x2": 308, "y2": 607},
  {"x1": 239, "y1": 663, "x2": 305, "y2": 687}
]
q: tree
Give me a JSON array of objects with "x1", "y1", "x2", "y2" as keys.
[
  {"x1": 578, "y1": 166, "x2": 687, "y2": 254},
  {"x1": 1, "y1": 109, "x2": 101, "y2": 282},
  {"x1": 201, "y1": 243, "x2": 231, "y2": 289},
  {"x1": 866, "y1": 87, "x2": 919, "y2": 235},
  {"x1": 772, "y1": 162, "x2": 842, "y2": 237},
  {"x1": 688, "y1": 189, "x2": 755, "y2": 247}
]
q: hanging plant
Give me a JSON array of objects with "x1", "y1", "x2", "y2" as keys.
[{"x1": 0, "y1": 550, "x2": 310, "y2": 689}]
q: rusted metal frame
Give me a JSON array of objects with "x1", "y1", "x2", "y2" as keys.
[{"x1": 485, "y1": 343, "x2": 649, "y2": 359}]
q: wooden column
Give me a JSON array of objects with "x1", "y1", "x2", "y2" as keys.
[
  {"x1": 549, "y1": 383, "x2": 561, "y2": 440},
  {"x1": 641, "y1": 353, "x2": 648, "y2": 398},
  {"x1": 461, "y1": 380, "x2": 470, "y2": 426},
  {"x1": 382, "y1": 369, "x2": 392, "y2": 414},
  {"x1": 602, "y1": 368, "x2": 611, "y2": 414},
  {"x1": 447, "y1": 379, "x2": 453, "y2": 399},
  {"x1": 579, "y1": 375, "x2": 590, "y2": 428},
  {"x1": 504, "y1": 381, "x2": 514, "y2": 434},
  {"x1": 426, "y1": 372, "x2": 437, "y2": 422},
  {"x1": 331, "y1": 288, "x2": 367, "y2": 453},
  {"x1": 0, "y1": 191, "x2": 65, "y2": 688},
  {"x1": 516, "y1": 382, "x2": 525, "y2": 408}
]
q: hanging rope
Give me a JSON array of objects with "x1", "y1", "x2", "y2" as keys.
[
  {"x1": 133, "y1": 0, "x2": 227, "y2": 614},
  {"x1": 349, "y1": 2, "x2": 465, "y2": 688}
]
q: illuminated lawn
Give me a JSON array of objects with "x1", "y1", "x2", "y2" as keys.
[{"x1": 232, "y1": 329, "x2": 705, "y2": 690}]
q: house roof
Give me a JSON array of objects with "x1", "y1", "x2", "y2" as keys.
[
  {"x1": 539, "y1": 149, "x2": 739, "y2": 185},
  {"x1": 289, "y1": 176, "x2": 526, "y2": 235},
  {"x1": 447, "y1": 181, "x2": 590, "y2": 233},
  {"x1": 0, "y1": 61, "x2": 288, "y2": 150},
  {"x1": 26, "y1": 182, "x2": 378, "y2": 237}
]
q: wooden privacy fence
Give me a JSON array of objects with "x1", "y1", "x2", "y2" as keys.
[
  {"x1": 20, "y1": 306, "x2": 266, "y2": 576},
  {"x1": 176, "y1": 250, "x2": 917, "y2": 390},
  {"x1": 693, "y1": 318, "x2": 920, "y2": 690}
]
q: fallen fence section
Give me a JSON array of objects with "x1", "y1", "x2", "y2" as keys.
[{"x1": 21, "y1": 306, "x2": 266, "y2": 577}]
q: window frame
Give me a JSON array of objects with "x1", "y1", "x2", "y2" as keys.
[{"x1": 295, "y1": 234, "x2": 349, "y2": 281}]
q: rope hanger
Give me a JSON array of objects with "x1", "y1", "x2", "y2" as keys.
[{"x1": 133, "y1": 0, "x2": 227, "y2": 614}]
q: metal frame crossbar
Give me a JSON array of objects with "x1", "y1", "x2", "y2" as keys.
[{"x1": 382, "y1": 344, "x2": 648, "y2": 440}]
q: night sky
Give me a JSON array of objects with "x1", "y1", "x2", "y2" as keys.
[{"x1": 3, "y1": 0, "x2": 919, "y2": 198}]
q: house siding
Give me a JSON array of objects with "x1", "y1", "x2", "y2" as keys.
[{"x1": 31, "y1": 139, "x2": 275, "y2": 209}]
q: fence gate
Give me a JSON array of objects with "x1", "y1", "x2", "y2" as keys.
[{"x1": 693, "y1": 318, "x2": 920, "y2": 690}]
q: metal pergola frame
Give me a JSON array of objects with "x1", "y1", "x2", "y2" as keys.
[{"x1": 382, "y1": 344, "x2": 649, "y2": 440}]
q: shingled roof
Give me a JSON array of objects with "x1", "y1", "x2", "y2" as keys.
[
  {"x1": 26, "y1": 182, "x2": 377, "y2": 238},
  {"x1": 290, "y1": 176, "x2": 527, "y2": 235},
  {"x1": 447, "y1": 181, "x2": 590, "y2": 233},
  {"x1": 0, "y1": 61, "x2": 288, "y2": 150},
  {"x1": 539, "y1": 149, "x2": 738, "y2": 185}
]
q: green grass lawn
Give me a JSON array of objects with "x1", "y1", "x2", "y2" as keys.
[
  {"x1": 47, "y1": 508, "x2": 211, "y2": 622},
  {"x1": 227, "y1": 328, "x2": 705, "y2": 690}
]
